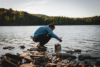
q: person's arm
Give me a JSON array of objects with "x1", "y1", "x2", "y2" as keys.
[
  {"x1": 46, "y1": 27, "x2": 60, "y2": 40},
  {"x1": 58, "y1": 38, "x2": 62, "y2": 42}
]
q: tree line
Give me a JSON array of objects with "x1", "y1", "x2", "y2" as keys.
[{"x1": 0, "y1": 8, "x2": 100, "y2": 26}]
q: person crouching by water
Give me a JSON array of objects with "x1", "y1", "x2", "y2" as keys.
[{"x1": 31, "y1": 23, "x2": 62, "y2": 49}]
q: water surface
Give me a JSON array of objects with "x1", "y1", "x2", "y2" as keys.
[{"x1": 0, "y1": 25, "x2": 100, "y2": 58}]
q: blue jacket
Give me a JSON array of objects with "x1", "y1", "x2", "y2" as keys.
[{"x1": 32, "y1": 26, "x2": 59, "y2": 40}]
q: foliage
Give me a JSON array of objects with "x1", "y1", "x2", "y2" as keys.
[{"x1": 0, "y1": 8, "x2": 100, "y2": 26}]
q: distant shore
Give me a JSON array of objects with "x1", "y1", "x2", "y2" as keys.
[{"x1": 0, "y1": 8, "x2": 100, "y2": 26}]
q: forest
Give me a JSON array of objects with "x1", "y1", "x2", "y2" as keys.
[{"x1": 0, "y1": 8, "x2": 100, "y2": 26}]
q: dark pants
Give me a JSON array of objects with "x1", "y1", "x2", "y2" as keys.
[{"x1": 34, "y1": 34, "x2": 52, "y2": 46}]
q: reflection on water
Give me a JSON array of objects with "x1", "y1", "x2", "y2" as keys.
[{"x1": 0, "y1": 25, "x2": 100, "y2": 57}]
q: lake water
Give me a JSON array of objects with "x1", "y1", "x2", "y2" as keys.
[{"x1": 0, "y1": 25, "x2": 100, "y2": 64}]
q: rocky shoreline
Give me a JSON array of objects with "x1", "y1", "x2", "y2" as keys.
[{"x1": 0, "y1": 45, "x2": 100, "y2": 67}]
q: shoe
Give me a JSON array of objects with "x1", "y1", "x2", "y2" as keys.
[
  {"x1": 37, "y1": 44, "x2": 47, "y2": 51},
  {"x1": 37, "y1": 44, "x2": 46, "y2": 48}
]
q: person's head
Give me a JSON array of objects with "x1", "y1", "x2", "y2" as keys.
[{"x1": 48, "y1": 23, "x2": 55, "y2": 31}]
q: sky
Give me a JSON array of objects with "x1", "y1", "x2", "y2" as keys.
[{"x1": 0, "y1": 0, "x2": 100, "y2": 18}]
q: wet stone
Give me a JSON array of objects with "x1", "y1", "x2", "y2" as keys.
[
  {"x1": 33, "y1": 57, "x2": 46, "y2": 65},
  {"x1": 66, "y1": 60, "x2": 70, "y2": 63},
  {"x1": 23, "y1": 56, "x2": 34, "y2": 63},
  {"x1": 0, "y1": 59, "x2": 1, "y2": 66},
  {"x1": 78, "y1": 54, "x2": 99, "y2": 61},
  {"x1": 27, "y1": 46, "x2": 47, "y2": 51},
  {"x1": 19, "y1": 45, "x2": 25, "y2": 49},
  {"x1": 30, "y1": 55, "x2": 46, "y2": 64},
  {"x1": 66, "y1": 50, "x2": 74, "y2": 54},
  {"x1": 94, "y1": 65, "x2": 100, "y2": 67},
  {"x1": 95, "y1": 59, "x2": 100, "y2": 66},
  {"x1": 65, "y1": 61, "x2": 79, "y2": 67},
  {"x1": 79, "y1": 63, "x2": 85, "y2": 67},
  {"x1": 20, "y1": 54, "x2": 29, "y2": 57},
  {"x1": 45, "y1": 63, "x2": 57, "y2": 67},
  {"x1": 23, "y1": 50, "x2": 31, "y2": 52},
  {"x1": 3, "y1": 46, "x2": 14, "y2": 50},
  {"x1": 78, "y1": 56, "x2": 85, "y2": 61},
  {"x1": 53, "y1": 53, "x2": 76, "y2": 60},
  {"x1": 19, "y1": 63, "x2": 39, "y2": 67},
  {"x1": 53, "y1": 58, "x2": 61, "y2": 63},
  {"x1": 84, "y1": 61, "x2": 93, "y2": 67},
  {"x1": 1, "y1": 58, "x2": 18, "y2": 67},
  {"x1": 27, "y1": 47, "x2": 38, "y2": 51},
  {"x1": 74, "y1": 49, "x2": 81, "y2": 53},
  {"x1": 72, "y1": 62, "x2": 79, "y2": 67},
  {"x1": 5, "y1": 53, "x2": 22, "y2": 62}
]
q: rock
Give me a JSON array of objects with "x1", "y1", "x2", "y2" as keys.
[
  {"x1": 1, "y1": 58, "x2": 18, "y2": 67},
  {"x1": 33, "y1": 57, "x2": 44, "y2": 65},
  {"x1": 30, "y1": 55, "x2": 45, "y2": 58},
  {"x1": 23, "y1": 56, "x2": 34, "y2": 63},
  {"x1": 23, "y1": 50, "x2": 31, "y2": 52},
  {"x1": 53, "y1": 58, "x2": 61, "y2": 63},
  {"x1": 19, "y1": 45, "x2": 25, "y2": 49},
  {"x1": 67, "y1": 57, "x2": 73, "y2": 60},
  {"x1": 45, "y1": 63, "x2": 57, "y2": 67},
  {"x1": 58, "y1": 64, "x2": 65, "y2": 67},
  {"x1": 85, "y1": 50, "x2": 92, "y2": 52},
  {"x1": 72, "y1": 62, "x2": 79, "y2": 67},
  {"x1": 27, "y1": 47, "x2": 38, "y2": 51},
  {"x1": 40, "y1": 62, "x2": 47, "y2": 66},
  {"x1": 30, "y1": 55, "x2": 46, "y2": 65},
  {"x1": 65, "y1": 63, "x2": 79, "y2": 67},
  {"x1": 84, "y1": 61, "x2": 93, "y2": 67},
  {"x1": 53, "y1": 53, "x2": 76, "y2": 60},
  {"x1": 65, "y1": 46, "x2": 69, "y2": 49},
  {"x1": 45, "y1": 55, "x2": 52, "y2": 63},
  {"x1": 65, "y1": 61, "x2": 79, "y2": 67},
  {"x1": 65, "y1": 63, "x2": 72, "y2": 67},
  {"x1": 66, "y1": 60, "x2": 70, "y2": 63},
  {"x1": 3, "y1": 46, "x2": 14, "y2": 50},
  {"x1": 78, "y1": 54, "x2": 99, "y2": 61},
  {"x1": 55, "y1": 44, "x2": 61, "y2": 52},
  {"x1": 94, "y1": 65, "x2": 100, "y2": 67},
  {"x1": 19, "y1": 63, "x2": 39, "y2": 67},
  {"x1": 4, "y1": 53, "x2": 22, "y2": 65},
  {"x1": 27, "y1": 46, "x2": 47, "y2": 51},
  {"x1": 20, "y1": 54, "x2": 29, "y2": 57},
  {"x1": 5, "y1": 53, "x2": 22, "y2": 62},
  {"x1": 79, "y1": 62, "x2": 93, "y2": 67},
  {"x1": 95, "y1": 59, "x2": 100, "y2": 66},
  {"x1": 74, "y1": 49, "x2": 81, "y2": 52},
  {"x1": 78, "y1": 56, "x2": 85, "y2": 61},
  {"x1": 66, "y1": 50, "x2": 74, "y2": 54},
  {"x1": 0, "y1": 59, "x2": 1, "y2": 66},
  {"x1": 79, "y1": 63, "x2": 85, "y2": 67}
]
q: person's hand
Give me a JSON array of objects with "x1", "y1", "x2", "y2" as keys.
[{"x1": 58, "y1": 38, "x2": 62, "y2": 42}]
